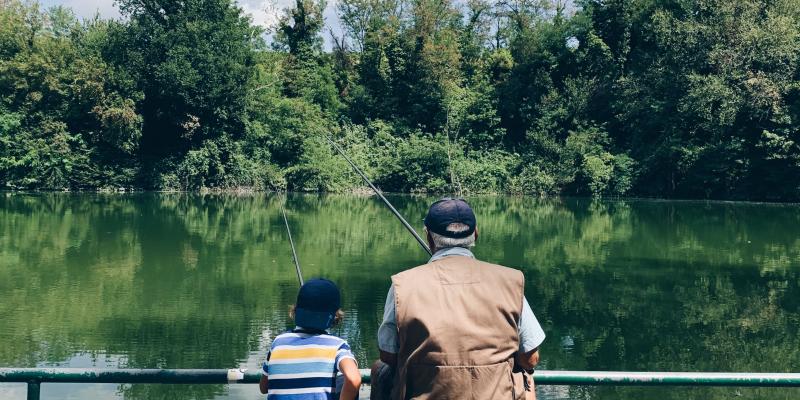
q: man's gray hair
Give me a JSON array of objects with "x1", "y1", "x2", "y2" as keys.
[{"x1": 428, "y1": 222, "x2": 476, "y2": 249}]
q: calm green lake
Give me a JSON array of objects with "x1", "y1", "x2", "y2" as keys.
[{"x1": 1, "y1": 193, "x2": 800, "y2": 399}]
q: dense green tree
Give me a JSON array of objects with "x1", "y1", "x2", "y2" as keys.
[
  {"x1": 108, "y1": 0, "x2": 259, "y2": 186},
  {"x1": 583, "y1": 0, "x2": 800, "y2": 199},
  {"x1": 0, "y1": 2, "x2": 142, "y2": 189},
  {"x1": 1, "y1": 0, "x2": 799, "y2": 200},
  {"x1": 274, "y1": 0, "x2": 342, "y2": 113}
]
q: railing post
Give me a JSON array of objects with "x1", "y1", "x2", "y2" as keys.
[{"x1": 27, "y1": 380, "x2": 40, "y2": 400}]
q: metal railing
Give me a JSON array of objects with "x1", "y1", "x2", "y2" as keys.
[{"x1": 3, "y1": 368, "x2": 800, "y2": 400}]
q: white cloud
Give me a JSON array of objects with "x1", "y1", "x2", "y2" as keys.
[
  {"x1": 237, "y1": 0, "x2": 344, "y2": 49},
  {"x1": 238, "y1": 0, "x2": 284, "y2": 28}
]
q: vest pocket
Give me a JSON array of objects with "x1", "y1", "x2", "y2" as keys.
[{"x1": 406, "y1": 361, "x2": 514, "y2": 400}]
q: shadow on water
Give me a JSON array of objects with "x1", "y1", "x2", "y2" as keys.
[{"x1": 1, "y1": 193, "x2": 799, "y2": 399}]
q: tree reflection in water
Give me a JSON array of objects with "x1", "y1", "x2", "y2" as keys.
[{"x1": 0, "y1": 193, "x2": 799, "y2": 399}]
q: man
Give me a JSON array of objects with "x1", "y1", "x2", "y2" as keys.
[{"x1": 372, "y1": 198, "x2": 545, "y2": 400}]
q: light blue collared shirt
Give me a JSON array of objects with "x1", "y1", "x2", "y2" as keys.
[{"x1": 377, "y1": 247, "x2": 546, "y2": 353}]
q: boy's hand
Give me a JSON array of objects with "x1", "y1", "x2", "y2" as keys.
[
  {"x1": 339, "y1": 358, "x2": 362, "y2": 400},
  {"x1": 259, "y1": 374, "x2": 268, "y2": 394}
]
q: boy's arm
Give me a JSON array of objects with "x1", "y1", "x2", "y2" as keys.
[
  {"x1": 260, "y1": 358, "x2": 270, "y2": 394},
  {"x1": 338, "y1": 358, "x2": 362, "y2": 400},
  {"x1": 259, "y1": 374, "x2": 268, "y2": 394}
]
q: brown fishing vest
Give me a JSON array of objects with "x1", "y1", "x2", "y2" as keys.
[{"x1": 391, "y1": 255, "x2": 526, "y2": 400}]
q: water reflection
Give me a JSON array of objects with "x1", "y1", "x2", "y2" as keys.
[{"x1": 0, "y1": 193, "x2": 799, "y2": 399}]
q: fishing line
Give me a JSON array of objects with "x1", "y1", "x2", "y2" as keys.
[
  {"x1": 326, "y1": 136, "x2": 432, "y2": 256},
  {"x1": 281, "y1": 204, "x2": 304, "y2": 286}
]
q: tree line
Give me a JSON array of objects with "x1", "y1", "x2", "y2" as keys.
[{"x1": 1, "y1": 0, "x2": 799, "y2": 200}]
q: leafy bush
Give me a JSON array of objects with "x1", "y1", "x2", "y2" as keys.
[
  {"x1": 453, "y1": 150, "x2": 518, "y2": 194},
  {"x1": 376, "y1": 133, "x2": 451, "y2": 192},
  {"x1": 285, "y1": 136, "x2": 354, "y2": 192},
  {"x1": 509, "y1": 165, "x2": 559, "y2": 197}
]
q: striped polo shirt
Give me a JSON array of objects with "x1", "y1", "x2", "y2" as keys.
[{"x1": 262, "y1": 329, "x2": 356, "y2": 399}]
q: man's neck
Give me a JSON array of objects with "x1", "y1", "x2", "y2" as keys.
[{"x1": 429, "y1": 247, "x2": 475, "y2": 262}]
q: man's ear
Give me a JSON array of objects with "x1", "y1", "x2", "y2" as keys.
[
  {"x1": 474, "y1": 227, "x2": 479, "y2": 242},
  {"x1": 426, "y1": 230, "x2": 435, "y2": 253}
]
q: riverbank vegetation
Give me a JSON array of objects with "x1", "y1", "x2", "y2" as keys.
[{"x1": 1, "y1": 0, "x2": 799, "y2": 200}]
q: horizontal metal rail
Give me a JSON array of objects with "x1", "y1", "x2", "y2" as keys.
[
  {"x1": 537, "y1": 371, "x2": 800, "y2": 387},
  {"x1": 3, "y1": 368, "x2": 800, "y2": 400},
  {"x1": 0, "y1": 368, "x2": 266, "y2": 384}
]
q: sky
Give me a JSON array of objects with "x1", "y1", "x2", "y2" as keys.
[
  {"x1": 38, "y1": 0, "x2": 578, "y2": 51},
  {"x1": 39, "y1": 0, "x2": 345, "y2": 48}
]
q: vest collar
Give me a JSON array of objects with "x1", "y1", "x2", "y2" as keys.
[{"x1": 429, "y1": 247, "x2": 475, "y2": 263}]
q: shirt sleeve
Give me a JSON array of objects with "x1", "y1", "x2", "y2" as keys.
[
  {"x1": 377, "y1": 284, "x2": 399, "y2": 353},
  {"x1": 335, "y1": 341, "x2": 357, "y2": 371},
  {"x1": 518, "y1": 296, "x2": 546, "y2": 353},
  {"x1": 262, "y1": 346, "x2": 273, "y2": 376}
]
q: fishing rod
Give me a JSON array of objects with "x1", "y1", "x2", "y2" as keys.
[
  {"x1": 326, "y1": 136, "x2": 432, "y2": 256},
  {"x1": 281, "y1": 205, "x2": 304, "y2": 286}
]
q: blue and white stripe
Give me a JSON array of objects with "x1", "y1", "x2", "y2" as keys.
[{"x1": 263, "y1": 331, "x2": 356, "y2": 400}]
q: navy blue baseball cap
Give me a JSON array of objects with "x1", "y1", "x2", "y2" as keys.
[
  {"x1": 294, "y1": 278, "x2": 341, "y2": 330},
  {"x1": 423, "y1": 198, "x2": 476, "y2": 238}
]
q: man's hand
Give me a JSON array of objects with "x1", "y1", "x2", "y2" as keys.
[
  {"x1": 516, "y1": 347, "x2": 540, "y2": 372},
  {"x1": 379, "y1": 350, "x2": 397, "y2": 368},
  {"x1": 517, "y1": 348, "x2": 539, "y2": 400}
]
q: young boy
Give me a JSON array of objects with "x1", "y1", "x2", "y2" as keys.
[{"x1": 260, "y1": 278, "x2": 362, "y2": 399}]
